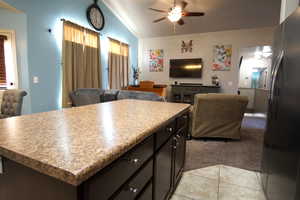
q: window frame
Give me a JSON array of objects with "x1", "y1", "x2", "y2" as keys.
[{"x1": 0, "y1": 30, "x2": 19, "y2": 89}]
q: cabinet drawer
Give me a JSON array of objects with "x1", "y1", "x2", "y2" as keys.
[
  {"x1": 155, "y1": 120, "x2": 176, "y2": 151},
  {"x1": 184, "y1": 87, "x2": 201, "y2": 92},
  {"x1": 177, "y1": 114, "x2": 188, "y2": 130},
  {"x1": 86, "y1": 135, "x2": 154, "y2": 200},
  {"x1": 113, "y1": 160, "x2": 153, "y2": 200},
  {"x1": 138, "y1": 181, "x2": 152, "y2": 200}
]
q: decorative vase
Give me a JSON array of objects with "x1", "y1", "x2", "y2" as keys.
[{"x1": 134, "y1": 79, "x2": 139, "y2": 86}]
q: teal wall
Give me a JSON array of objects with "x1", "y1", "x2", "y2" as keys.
[
  {"x1": 0, "y1": 8, "x2": 31, "y2": 114},
  {"x1": 3, "y1": 0, "x2": 138, "y2": 113}
]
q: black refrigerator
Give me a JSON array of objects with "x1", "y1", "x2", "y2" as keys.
[{"x1": 261, "y1": 5, "x2": 300, "y2": 200}]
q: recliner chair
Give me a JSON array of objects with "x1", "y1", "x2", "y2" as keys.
[{"x1": 191, "y1": 94, "x2": 248, "y2": 140}]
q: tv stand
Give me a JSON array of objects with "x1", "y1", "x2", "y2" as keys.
[
  {"x1": 179, "y1": 83, "x2": 203, "y2": 86},
  {"x1": 171, "y1": 84, "x2": 220, "y2": 104}
]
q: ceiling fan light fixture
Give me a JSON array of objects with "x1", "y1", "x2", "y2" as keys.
[{"x1": 168, "y1": 6, "x2": 182, "y2": 22}]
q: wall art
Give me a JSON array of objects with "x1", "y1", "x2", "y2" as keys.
[
  {"x1": 149, "y1": 49, "x2": 164, "y2": 72},
  {"x1": 212, "y1": 45, "x2": 232, "y2": 71},
  {"x1": 181, "y1": 40, "x2": 193, "y2": 53}
]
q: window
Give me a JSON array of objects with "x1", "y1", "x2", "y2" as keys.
[
  {"x1": 0, "y1": 31, "x2": 18, "y2": 89},
  {"x1": 108, "y1": 38, "x2": 129, "y2": 89},
  {"x1": 0, "y1": 35, "x2": 7, "y2": 86},
  {"x1": 62, "y1": 20, "x2": 101, "y2": 107}
]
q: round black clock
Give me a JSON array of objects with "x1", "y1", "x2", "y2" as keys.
[{"x1": 87, "y1": 1, "x2": 105, "y2": 31}]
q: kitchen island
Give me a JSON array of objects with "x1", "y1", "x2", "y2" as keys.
[{"x1": 0, "y1": 99, "x2": 190, "y2": 200}]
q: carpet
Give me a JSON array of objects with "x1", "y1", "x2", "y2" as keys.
[{"x1": 185, "y1": 115, "x2": 266, "y2": 172}]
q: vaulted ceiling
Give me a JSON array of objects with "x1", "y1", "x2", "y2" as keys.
[{"x1": 103, "y1": 0, "x2": 281, "y2": 38}]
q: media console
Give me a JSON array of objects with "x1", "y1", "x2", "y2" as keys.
[{"x1": 171, "y1": 84, "x2": 221, "y2": 104}]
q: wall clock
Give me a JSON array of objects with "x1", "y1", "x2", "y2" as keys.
[{"x1": 87, "y1": 0, "x2": 105, "y2": 31}]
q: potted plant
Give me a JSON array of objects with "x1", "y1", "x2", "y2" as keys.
[{"x1": 132, "y1": 66, "x2": 141, "y2": 86}]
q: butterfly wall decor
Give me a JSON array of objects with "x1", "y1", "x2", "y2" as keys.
[{"x1": 181, "y1": 40, "x2": 193, "y2": 53}]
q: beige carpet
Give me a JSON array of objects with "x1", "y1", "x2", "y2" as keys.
[{"x1": 185, "y1": 115, "x2": 266, "y2": 172}]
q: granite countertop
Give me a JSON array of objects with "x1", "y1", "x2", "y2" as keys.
[{"x1": 0, "y1": 100, "x2": 190, "y2": 186}]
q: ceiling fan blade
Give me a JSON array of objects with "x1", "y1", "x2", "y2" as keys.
[
  {"x1": 177, "y1": 18, "x2": 185, "y2": 25},
  {"x1": 183, "y1": 12, "x2": 205, "y2": 17},
  {"x1": 149, "y1": 8, "x2": 168, "y2": 13},
  {"x1": 180, "y1": 1, "x2": 188, "y2": 10},
  {"x1": 153, "y1": 17, "x2": 167, "y2": 23}
]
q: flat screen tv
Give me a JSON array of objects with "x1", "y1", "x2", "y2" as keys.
[{"x1": 169, "y1": 58, "x2": 203, "y2": 78}]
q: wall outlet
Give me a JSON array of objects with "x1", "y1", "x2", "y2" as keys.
[{"x1": 33, "y1": 76, "x2": 39, "y2": 84}]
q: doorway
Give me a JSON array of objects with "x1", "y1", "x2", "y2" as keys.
[{"x1": 238, "y1": 46, "x2": 273, "y2": 114}]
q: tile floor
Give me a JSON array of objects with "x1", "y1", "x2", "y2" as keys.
[{"x1": 171, "y1": 165, "x2": 266, "y2": 200}]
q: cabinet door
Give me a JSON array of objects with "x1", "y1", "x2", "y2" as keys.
[
  {"x1": 173, "y1": 130, "x2": 186, "y2": 186},
  {"x1": 154, "y1": 138, "x2": 173, "y2": 200}
]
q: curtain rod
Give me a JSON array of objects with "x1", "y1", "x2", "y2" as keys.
[{"x1": 61, "y1": 18, "x2": 103, "y2": 36}]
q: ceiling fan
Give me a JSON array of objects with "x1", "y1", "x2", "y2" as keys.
[{"x1": 149, "y1": 0, "x2": 205, "y2": 25}]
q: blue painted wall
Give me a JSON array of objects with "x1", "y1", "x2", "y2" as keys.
[
  {"x1": 0, "y1": 8, "x2": 32, "y2": 114},
  {"x1": 3, "y1": 0, "x2": 138, "y2": 113}
]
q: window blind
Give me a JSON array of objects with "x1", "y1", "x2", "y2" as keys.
[{"x1": 0, "y1": 35, "x2": 7, "y2": 86}]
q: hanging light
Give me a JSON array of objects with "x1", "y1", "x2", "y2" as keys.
[{"x1": 168, "y1": 6, "x2": 182, "y2": 22}]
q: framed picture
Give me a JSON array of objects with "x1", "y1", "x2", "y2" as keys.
[
  {"x1": 149, "y1": 49, "x2": 164, "y2": 72},
  {"x1": 212, "y1": 45, "x2": 232, "y2": 71}
]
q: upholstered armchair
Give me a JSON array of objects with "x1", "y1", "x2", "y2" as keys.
[
  {"x1": 69, "y1": 89, "x2": 104, "y2": 107},
  {"x1": 191, "y1": 94, "x2": 248, "y2": 140},
  {"x1": 0, "y1": 89, "x2": 27, "y2": 119}
]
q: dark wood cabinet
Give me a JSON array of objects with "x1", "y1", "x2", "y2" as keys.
[
  {"x1": 173, "y1": 129, "x2": 186, "y2": 187},
  {"x1": 138, "y1": 181, "x2": 153, "y2": 200},
  {"x1": 171, "y1": 84, "x2": 220, "y2": 104},
  {"x1": 85, "y1": 135, "x2": 154, "y2": 200},
  {"x1": 0, "y1": 112, "x2": 189, "y2": 200},
  {"x1": 113, "y1": 160, "x2": 153, "y2": 200},
  {"x1": 154, "y1": 114, "x2": 189, "y2": 200},
  {"x1": 154, "y1": 137, "x2": 173, "y2": 200}
]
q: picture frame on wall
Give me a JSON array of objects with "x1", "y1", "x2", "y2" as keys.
[
  {"x1": 149, "y1": 49, "x2": 164, "y2": 72},
  {"x1": 212, "y1": 45, "x2": 232, "y2": 71}
]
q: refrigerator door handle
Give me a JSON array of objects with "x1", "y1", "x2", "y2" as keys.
[
  {"x1": 269, "y1": 50, "x2": 284, "y2": 120},
  {"x1": 270, "y1": 50, "x2": 284, "y2": 102}
]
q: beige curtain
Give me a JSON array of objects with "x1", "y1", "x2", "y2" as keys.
[
  {"x1": 62, "y1": 21, "x2": 101, "y2": 107},
  {"x1": 108, "y1": 38, "x2": 129, "y2": 89}
]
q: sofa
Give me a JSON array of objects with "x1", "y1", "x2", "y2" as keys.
[
  {"x1": 191, "y1": 93, "x2": 248, "y2": 140},
  {"x1": 69, "y1": 89, "x2": 165, "y2": 107}
]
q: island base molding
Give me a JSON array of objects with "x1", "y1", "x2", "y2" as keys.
[{"x1": 0, "y1": 111, "x2": 189, "y2": 200}]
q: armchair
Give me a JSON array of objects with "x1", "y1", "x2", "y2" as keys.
[
  {"x1": 191, "y1": 94, "x2": 248, "y2": 140},
  {"x1": 0, "y1": 89, "x2": 27, "y2": 119}
]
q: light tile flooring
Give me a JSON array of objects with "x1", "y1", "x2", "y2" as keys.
[{"x1": 171, "y1": 165, "x2": 266, "y2": 200}]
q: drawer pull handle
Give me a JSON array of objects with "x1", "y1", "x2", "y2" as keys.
[
  {"x1": 167, "y1": 127, "x2": 173, "y2": 132},
  {"x1": 129, "y1": 187, "x2": 138, "y2": 193},
  {"x1": 131, "y1": 158, "x2": 139, "y2": 164},
  {"x1": 183, "y1": 115, "x2": 188, "y2": 119}
]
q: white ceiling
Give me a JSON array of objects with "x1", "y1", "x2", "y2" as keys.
[{"x1": 103, "y1": 0, "x2": 281, "y2": 38}]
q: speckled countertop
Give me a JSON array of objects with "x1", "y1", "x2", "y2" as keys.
[{"x1": 0, "y1": 100, "x2": 190, "y2": 186}]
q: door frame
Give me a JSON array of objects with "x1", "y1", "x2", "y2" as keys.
[{"x1": 0, "y1": 29, "x2": 19, "y2": 89}]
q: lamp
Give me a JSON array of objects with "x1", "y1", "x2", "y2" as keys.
[{"x1": 168, "y1": 6, "x2": 182, "y2": 22}]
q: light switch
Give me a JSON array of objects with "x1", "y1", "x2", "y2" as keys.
[
  {"x1": 33, "y1": 76, "x2": 39, "y2": 84},
  {"x1": 228, "y1": 81, "x2": 233, "y2": 86}
]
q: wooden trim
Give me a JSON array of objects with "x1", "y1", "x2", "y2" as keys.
[{"x1": 0, "y1": 35, "x2": 7, "y2": 40}]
